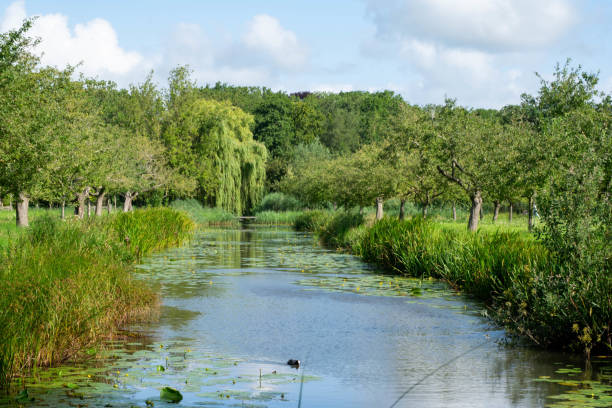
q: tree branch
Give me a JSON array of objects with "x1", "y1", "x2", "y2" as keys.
[{"x1": 437, "y1": 165, "x2": 468, "y2": 192}]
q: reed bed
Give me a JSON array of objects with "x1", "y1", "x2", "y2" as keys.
[
  {"x1": 252, "y1": 210, "x2": 303, "y2": 225},
  {"x1": 0, "y1": 208, "x2": 194, "y2": 386}
]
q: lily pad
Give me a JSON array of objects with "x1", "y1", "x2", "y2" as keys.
[{"x1": 160, "y1": 387, "x2": 183, "y2": 403}]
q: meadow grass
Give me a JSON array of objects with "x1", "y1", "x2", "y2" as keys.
[
  {"x1": 170, "y1": 199, "x2": 238, "y2": 226},
  {"x1": 0, "y1": 208, "x2": 67, "y2": 247},
  {"x1": 0, "y1": 208, "x2": 194, "y2": 386},
  {"x1": 252, "y1": 210, "x2": 303, "y2": 225}
]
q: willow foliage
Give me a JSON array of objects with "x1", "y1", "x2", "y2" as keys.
[{"x1": 168, "y1": 98, "x2": 267, "y2": 214}]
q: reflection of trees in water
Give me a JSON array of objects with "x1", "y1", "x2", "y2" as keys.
[
  {"x1": 389, "y1": 327, "x2": 600, "y2": 406},
  {"x1": 205, "y1": 227, "x2": 295, "y2": 269},
  {"x1": 483, "y1": 346, "x2": 590, "y2": 406}
]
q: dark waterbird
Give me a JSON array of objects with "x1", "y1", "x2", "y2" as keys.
[{"x1": 287, "y1": 359, "x2": 300, "y2": 368}]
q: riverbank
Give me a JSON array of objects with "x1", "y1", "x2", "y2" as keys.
[
  {"x1": 0, "y1": 208, "x2": 194, "y2": 386},
  {"x1": 294, "y1": 211, "x2": 611, "y2": 355}
]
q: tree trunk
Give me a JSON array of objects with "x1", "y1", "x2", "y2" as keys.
[
  {"x1": 452, "y1": 202, "x2": 457, "y2": 221},
  {"x1": 479, "y1": 206, "x2": 483, "y2": 220},
  {"x1": 123, "y1": 191, "x2": 138, "y2": 212},
  {"x1": 95, "y1": 190, "x2": 106, "y2": 216},
  {"x1": 76, "y1": 187, "x2": 90, "y2": 219},
  {"x1": 61, "y1": 200, "x2": 65, "y2": 220},
  {"x1": 399, "y1": 199, "x2": 406, "y2": 221},
  {"x1": 492, "y1": 200, "x2": 501, "y2": 223},
  {"x1": 107, "y1": 197, "x2": 112, "y2": 215},
  {"x1": 87, "y1": 200, "x2": 91, "y2": 217},
  {"x1": 422, "y1": 204, "x2": 428, "y2": 218},
  {"x1": 49, "y1": 202, "x2": 52, "y2": 209},
  {"x1": 375, "y1": 197, "x2": 383, "y2": 220},
  {"x1": 467, "y1": 191, "x2": 482, "y2": 231},
  {"x1": 528, "y1": 195, "x2": 535, "y2": 232},
  {"x1": 508, "y1": 202, "x2": 513, "y2": 223},
  {"x1": 113, "y1": 195, "x2": 117, "y2": 211},
  {"x1": 16, "y1": 192, "x2": 29, "y2": 227}
]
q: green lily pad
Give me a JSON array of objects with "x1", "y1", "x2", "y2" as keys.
[{"x1": 160, "y1": 387, "x2": 183, "y2": 403}]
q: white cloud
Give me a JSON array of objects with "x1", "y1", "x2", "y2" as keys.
[
  {"x1": 1, "y1": 3, "x2": 308, "y2": 89},
  {"x1": 161, "y1": 14, "x2": 309, "y2": 86},
  {"x1": 242, "y1": 14, "x2": 308, "y2": 69},
  {"x1": 361, "y1": 0, "x2": 577, "y2": 107},
  {"x1": 0, "y1": 0, "x2": 26, "y2": 32},
  {"x1": 1, "y1": 1, "x2": 145, "y2": 79},
  {"x1": 366, "y1": 0, "x2": 576, "y2": 52}
]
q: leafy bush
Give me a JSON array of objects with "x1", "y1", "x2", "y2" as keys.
[
  {"x1": 255, "y1": 193, "x2": 304, "y2": 212},
  {"x1": 293, "y1": 210, "x2": 333, "y2": 232},
  {"x1": 317, "y1": 211, "x2": 365, "y2": 248},
  {"x1": 170, "y1": 199, "x2": 237, "y2": 226}
]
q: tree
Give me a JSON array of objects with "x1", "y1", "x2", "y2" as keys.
[
  {"x1": 0, "y1": 21, "x2": 78, "y2": 226},
  {"x1": 435, "y1": 101, "x2": 512, "y2": 231},
  {"x1": 391, "y1": 104, "x2": 448, "y2": 219},
  {"x1": 164, "y1": 98, "x2": 266, "y2": 214}
]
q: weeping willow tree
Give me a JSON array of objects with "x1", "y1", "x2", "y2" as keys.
[{"x1": 165, "y1": 98, "x2": 267, "y2": 214}]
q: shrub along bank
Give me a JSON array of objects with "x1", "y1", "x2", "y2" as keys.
[
  {"x1": 295, "y1": 211, "x2": 611, "y2": 355},
  {"x1": 0, "y1": 208, "x2": 194, "y2": 386}
]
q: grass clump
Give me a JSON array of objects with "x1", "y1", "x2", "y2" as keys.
[
  {"x1": 255, "y1": 193, "x2": 304, "y2": 212},
  {"x1": 294, "y1": 210, "x2": 333, "y2": 232},
  {"x1": 170, "y1": 199, "x2": 238, "y2": 226},
  {"x1": 252, "y1": 210, "x2": 303, "y2": 225},
  {"x1": 0, "y1": 208, "x2": 194, "y2": 386}
]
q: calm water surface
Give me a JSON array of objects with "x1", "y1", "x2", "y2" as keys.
[{"x1": 4, "y1": 227, "x2": 611, "y2": 407}]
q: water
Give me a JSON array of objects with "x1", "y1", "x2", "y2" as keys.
[{"x1": 3, "y1": 227, "x2": 611, "y2": 407}]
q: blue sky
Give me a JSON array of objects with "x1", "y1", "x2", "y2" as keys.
[{"x1": 2, "y1": 0, "x2": 611, "y2": 108}]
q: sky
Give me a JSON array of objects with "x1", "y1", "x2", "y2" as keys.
[{"x1": 1, "y1": 0, "x2": 612, "y2": 108}]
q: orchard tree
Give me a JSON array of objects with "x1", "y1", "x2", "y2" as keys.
[
  {"x1": 435, "y1": 102, "x2": 512, "y2": 231},
  {"x1": 391, "y1": 104, "x2": 447, "y2": 218},
  {"x1": 0, "y1": 23, "x2": 78, "y2": 226}
]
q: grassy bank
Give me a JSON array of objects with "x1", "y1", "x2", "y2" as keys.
[
  {"x1": 170, "y1": 199, "x2": 239, "y2": 226},
  {"x1": 295, "y1": 210, "x2": 611, "y2": 354},
  {"x1": 0, "y1": 208, "x2": 194, "y2": 385}
]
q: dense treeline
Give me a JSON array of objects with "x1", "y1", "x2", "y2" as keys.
[{"x1": 0, "y1": 22, "x2": 267, "y2": 225}]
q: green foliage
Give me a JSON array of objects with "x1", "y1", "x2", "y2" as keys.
[
  {"x1": 282, "y1": 142, "x2": 396, "y2": 209},
  {"x1": 163, "y1": 97, "x2": 267, "y2": 214},
  {"x1": 255, "y1": 193, "x2": 304, "y2": 212},
  {"x1": 170, "y1": 199, "x2": 238, "y2": 226},
  {"x1": 0, "y1": 208, "x2": 194, "y2": 385},
  {"x1": 109, "y1": 208, "x2": 195, "y2": 258},
  {"x1": 164, "y1": 99, "x2": 267, "y2": 214},
  {"x1": 252, "y1": 211, "x2": 303, "y2": 225},
  {"x1": 316, "y1": 211, "x2": 365, "y2": 248},
  {"x1": 293, "y1": 210, "x2": 334, "y2": 232}
]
